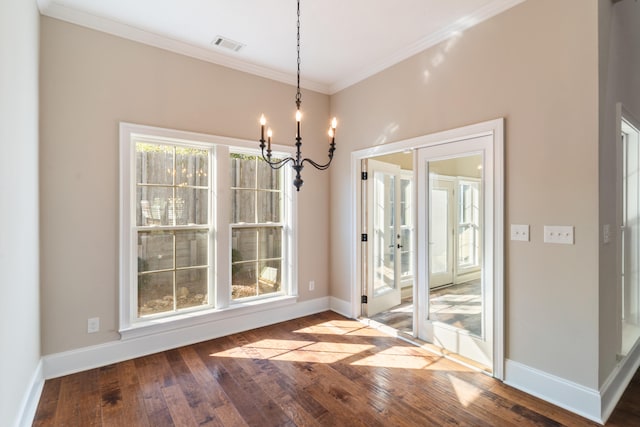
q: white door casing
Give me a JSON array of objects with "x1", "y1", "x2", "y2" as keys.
[{"x1": 350, "y1": 118, "x2": 504, "y2": 379}]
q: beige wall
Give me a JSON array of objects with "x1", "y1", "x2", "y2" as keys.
[
  {"x1": 599, "y1": 0, "x2": 640, "y2": 385},
  {"x1": 39, "y1": 17, "x2": 330, "y2": 355},
  {"x1": 330, "y1": 0, "x2": 600, "y2": 388},
  {"x1": 0, "y1": 0, "x2": 41, "y2": 424}
]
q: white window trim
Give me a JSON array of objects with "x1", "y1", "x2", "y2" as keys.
[{"x1": 119, "y1": 122, "x2": 298, "y2": 339}]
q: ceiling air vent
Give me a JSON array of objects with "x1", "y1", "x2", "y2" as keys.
[{"x1": 212, "y1": 36, "x2": 245, "y2": 52}]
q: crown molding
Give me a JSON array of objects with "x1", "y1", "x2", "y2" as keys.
[
  {"x1": 36, "y1": 0, "x2": 330, "y2": 94},
  {"x1": 328, "y1": 0, "x2": 525, "y2": 94},
  {"x1": 37, "y1": 0, "x2": 524, "y2": 96}
]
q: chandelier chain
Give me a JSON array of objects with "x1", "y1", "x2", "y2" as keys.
[
  {"x1": 296, "y1": 0, "x2": 301, "y2": 109},
  {"x1": 257, "y1": 0, "x2": 336, "y2": 191}
]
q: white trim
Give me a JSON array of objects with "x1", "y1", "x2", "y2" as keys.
[
  {"x1": 13, "y1": 359, "x2": 44, "y2": 427},
  {"x1": 349, "y1": 118, "x2": 504, "y2": 378},
  {"x1": 43, "y1": 297, "x2": 331, "y2": 380},
  {"x1": 330, "y1": 296, "x2": 353, "y2": 318},
  {"x1": 36, "y1": 0, "x2": 524, "y2": 95},
  {"x1": 504, "y1": 359, "x2": 602, "y2": 424},
  {"x1": 36, "y1": 0, "x2": 329, "y2": 94},
  {"x1": 601, "y1": 324, "x2": 640, "y2": 423}
]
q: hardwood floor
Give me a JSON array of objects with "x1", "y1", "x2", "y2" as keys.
[{"x1": 33, "y1": 311, "x2": 638, "y2": 426}]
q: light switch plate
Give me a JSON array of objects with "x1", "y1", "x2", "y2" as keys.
[
  {"x1": 511, "y1": 224, "x2": 529, "y2": 241},
  {"x1": 544, "y1": 226, "x2": 574, "y2": 244}
]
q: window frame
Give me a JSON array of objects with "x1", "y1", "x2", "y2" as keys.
[
  {"x1": 229, "y1": 148, "x2": 288, "y2": 302},
  {"x1": 119, "y1": 123, "x2": 297, "y2": 338}
]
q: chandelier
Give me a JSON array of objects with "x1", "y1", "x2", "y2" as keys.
[{"x1": 258, "y1": 0, "x2": 337, "y2": 191}]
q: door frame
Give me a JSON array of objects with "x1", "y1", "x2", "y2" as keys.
[{"x1": 349, "y1": 118, "x2": 504, "y2": 379}]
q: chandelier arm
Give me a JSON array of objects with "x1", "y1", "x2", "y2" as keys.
[
  {"x1": 260, "y1": 149, "x2": 296, "y2": 170},
  {"x1": 301, "y1": 156, "x2": 333, "y2": 171}
]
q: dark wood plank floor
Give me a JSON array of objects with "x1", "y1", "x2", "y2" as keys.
[{"x1": 33, "y1": 311, "x2": 639, "y2": 426}]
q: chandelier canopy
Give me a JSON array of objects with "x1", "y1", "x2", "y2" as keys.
[{"x1": 258, "y1": 0, "x2": 337, "y2": 191}]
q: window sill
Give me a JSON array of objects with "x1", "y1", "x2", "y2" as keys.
[{"x1": 119, "y1": 295, "x2": 297, "y2": 341}]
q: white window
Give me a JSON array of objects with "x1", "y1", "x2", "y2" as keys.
[
  {"x1": 230, "y1": 152, "x2": 285, "y2": 300},
  {"x1": 120, "y1": 124, "x2": 296, "y2": 336}
]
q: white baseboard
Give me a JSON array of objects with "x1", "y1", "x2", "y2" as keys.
[
  {"x1": 504, "y1": 359, "x2": 602, "y2": 423},
  {"x1": 330, "y1": 296, "x2": 353, "y2": 318},
  {"x1": 43, "y1": 297, "x2": 330, "y2": 379},
  {"x1": 600, "y1": 339, "x2": 640, "y2": 423},
  {"x1": 14, "y1": 359, "x2": 44, "y2": 427}
]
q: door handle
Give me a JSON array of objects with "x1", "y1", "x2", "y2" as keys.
[{"x1": 397, "y1": 244, "x2": 403, "y2": 249}]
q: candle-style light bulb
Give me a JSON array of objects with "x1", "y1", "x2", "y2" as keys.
[
  {"x1": 328, "y1": 128, "x2": 334, "y2": 138},
  {"x1": 331, "y1": 117, "x2": 337, "y2": 129},
  {"x1": 295, "y1": 110, "x2": 302, "y2": 122},
  {"x1": 295, "y1": 110, "x2": 302, "y2": 139},
  {"x1": 260, "y1": 114, "x2": 266, "y2": 141}
]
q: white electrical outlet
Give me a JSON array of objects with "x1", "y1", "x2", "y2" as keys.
[
  {"x1": 87, "y1": 317, "x2": 100, "y2": 333},
  {"x1": 309, "y1": 280, "x2": 315, "y2": 291},
  {"x1": 510, "y1": 224, "x2": 529, "y2": 242},
  {"x1": 543, "y1": 225, "x2": 574, "y2": 245}
]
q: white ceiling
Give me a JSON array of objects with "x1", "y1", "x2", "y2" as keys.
[{"x1": 37, "y1": 0, "x2": 524, "y2": 94}]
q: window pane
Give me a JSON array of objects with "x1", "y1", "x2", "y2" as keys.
[
  {"x1": 257, "y1": 158, "x2": 281, "y2": 190},
  {"x1": 232, "y1": 261, "x2": 257, "y2": 300},
  {"x1": 175, "y1": 147, "x2": 209, "y2": 187},
  {"x1": 176, "y1": 188, "x2": 208, "y2": 225},
  {"x1": 175, "y1": 230, "x2": 208, "y2": 268},
  {"x1": 257, "y1": 191, "x2": 281, "y2": 223},
  {"x1": 230, "y1": 155, "x2": 256, "y2": 189},
  {"x1": 259, "y1": 227, "x2": 282, "y2": 259},
  {"x1": 176, "y1": 269, "x2": 208, "y2": 309},
  {"x1": 137, "y1": 187, "x2": 173, "y2": 226},
  {"x1": 232, "y1": 228, "x2": 257, "y2": 262},
  {"x1": 136, "y1": 143, "x2": 174, "y2": 185},
  {"x1": 138, "y1": 232, "x2": 174, "y2": 272},
  {"x1": 138, "y1": 271, "x2": 174, "y2": 316},
  {"x1": 258, "y1": 260, "x2": 281, "y2": 294},
  {"x1": 232, "y1": 189, "x2": 255, "y2": 223}
]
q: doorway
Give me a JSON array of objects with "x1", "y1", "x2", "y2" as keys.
[
  {"x1": 619, "y1": 105, "x2": 640, "y2": 357},
  {"x1": 352, "y1": 119, "x2": 504, "y2": 378}
]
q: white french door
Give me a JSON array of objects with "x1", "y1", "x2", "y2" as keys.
[
  {"x1": 417, "y1": 135, "x2": 494, "y2": 369},
  {"x1": 365, "y1": 159, "x2": 402, "y2": 316}
]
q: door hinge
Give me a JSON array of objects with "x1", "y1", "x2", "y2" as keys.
[
  {"x1": 361, "y1": 295, "x2": 368, "y2": 304},
  {"x1": 361, "y1": 233, "x2": 368, "y2": 242},
  {"x1": 361, "y1": 171, "x2": 368, "y2": 180}
]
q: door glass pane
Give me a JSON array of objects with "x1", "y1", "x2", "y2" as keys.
[
  {"x1": 428, "y1": 154, "x2": 484, "y2": 337},
  {"x1": 400, "y1": 177, "x2": 413, "y2": 280},
  {"x1": 373, "y1": 171, "x2": 396, "y2": 296},
  {"x1": 430, "y1": 188, "x2": 449, "y2": 274}
]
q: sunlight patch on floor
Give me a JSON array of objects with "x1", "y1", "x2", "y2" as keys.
[{"x1": 448, "y1": 374, "x2": 482, "y2": 407}]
